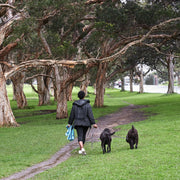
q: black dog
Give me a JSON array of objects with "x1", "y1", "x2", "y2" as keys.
[
  {"x1": 100, "y1": 128, "x2": 115, "y2": 154},
  {"x1": 126, "y1": 125, "x2": 138, "y2": 149}
]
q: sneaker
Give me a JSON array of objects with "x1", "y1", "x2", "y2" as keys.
[
  {"x1": 79, "y1": 148, "x2": 86, "y2": 155},
  {"x1": 78, "y1": 150, "x2": 83, "y2": 154},
  {"x1": 81, "y1": 148, "x2": 86, "y2": 155}
]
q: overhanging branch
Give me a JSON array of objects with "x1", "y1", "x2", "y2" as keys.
[{"x1": 3, "y1": 17, "x2": 180, "y2": 79}]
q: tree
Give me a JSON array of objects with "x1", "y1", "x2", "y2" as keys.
[
  {"x1": 0, "y1": 0, "x2": 180, "y2": 127},
  {"x1": 11, "y1": 72, "x2": 27, "y2": 108},
  {"x1": 0, "y1": 1, "x2": 25, "y2": 126},
  {"x1": 84, "y1": 0, "x2": 180, "y2": 106}
]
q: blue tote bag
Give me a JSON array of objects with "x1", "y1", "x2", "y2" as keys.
[{"x1": 65, "y1": 125, "x2": 75, "y2": 141}]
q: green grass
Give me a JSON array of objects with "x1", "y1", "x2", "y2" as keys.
[{"x1": 1, "y1": 86, "x2": 180, "y2": 179}]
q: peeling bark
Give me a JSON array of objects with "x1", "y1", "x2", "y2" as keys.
[
  {"x1": 37, "y1": 68, "x2": 51, "y2": 105},
  {"x1": 11, "y1": 72, "x2": 27, "y2": 109},
  {"x1": 80, "y1": 74, "x2": 90, "y2": 96},
  {"x1": 0, "y1": 65, "x2": 18, "y2": 127},
  {"x1": 67, "y1": 82, "x2": 73, "y2": 101},
  {"x1": 54, "y1": 66, "x2": 68, "y2": 119},
  {"x1": 38, "y1": 28, "x2": 52, "y2": 57},
  {"x1": 55, "y1": 64, "x2": 95, "y2": 119},
  {"x1": 94, "y1": 62, "x2": 107, "y2": 107}
]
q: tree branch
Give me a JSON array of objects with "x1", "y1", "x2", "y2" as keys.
[
  {"x1": 0, "y1": 61, "x2": 13, "y2": 68},
  {"x1": 0, "y1": 12, "x2": 24, "y2": 45},
  {"x1": 140, "y1": 17, "x2": 180, "y2": 43},
  {"x1": 30, "y1": 82, "x2": 39, "y2": 94},
  {"x1": 4, "y1": 17, "x2": 180, "y2": 80},
  {"x1": 0, "y1": 4, "x2": 19, "y2": 11},
  {"x1": 25, "y1": 74, "x2": 53, "y2": 81},
  {"x1": 85, "y1": 0, "x2": 104, "y2": 5},
  {"x1": 37, "y1": 28, "x2": 52, "y2": 56},
  {"x1": 0, "y1": 34, "x2": 24, "y2": 58}
]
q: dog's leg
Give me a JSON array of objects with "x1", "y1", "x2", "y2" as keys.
[
  {"x1": 107, "y1": 145, "x2": 111, "y2": 153},
  {"x1": 130, "y1": 140, "x2": 134, "y2": 149},
  {"x1": 135, "y1": 138, "x2": 138, "y2": 149},
  {"x1": 107, "y1": 139, "x2": 111, "y2": 153},
  {"x1": 103, "y1": 145, "x2": 106, "y2": 154},
  {"x1": 102, "y1": 142, "x2": 106, "y2": 154}
]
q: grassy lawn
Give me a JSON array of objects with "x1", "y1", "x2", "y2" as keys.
[{"x1": 0, "y1": 85, "x2": 180, "y2": 179}]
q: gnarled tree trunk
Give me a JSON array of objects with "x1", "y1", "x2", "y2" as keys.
[
  {"x1": 57, "y1": 86, "x2": 68, "y2": 119},
  {"x1": 11, "y1": 72, "x2": 27, "y2": 109},
  {"x1": 67, "y1": 82, "x2": 73, "y2": 101},
  {"x1": 80, "y1": 74, "x2": 90, "y2": 96},
  {"x1": 0, "y1": 65, "x2": 18, "y2": 127},
  {"x1": 37, "y1": 76, "x2": 50, "y2": 105},
  {"x1": 94, "y1": 62, "x2": 107, "y2": 107},
  {"x1": 37, "y1": 68, "x2": 52, "y2": 105},
  {"x1": 54, "y1": 66, "x2": 68, "y2": 119}
]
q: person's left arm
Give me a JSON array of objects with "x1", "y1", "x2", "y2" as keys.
[
  {"x1": 68, "y1": 105, "x2": 75, "y2": 125},
  {"x1": 87, "y1": 104, "x2": 97, "y2": 128}
]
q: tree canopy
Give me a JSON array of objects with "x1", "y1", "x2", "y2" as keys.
[{"x1": 0, "y1": 0, "x2": 179, "y2": 126}]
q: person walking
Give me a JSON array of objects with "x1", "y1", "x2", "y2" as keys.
[{"x1": 68, "y1": 91, "x2": 97, "y2": 155}]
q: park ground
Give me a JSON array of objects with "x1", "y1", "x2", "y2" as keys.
[{"x1": 0, "y1": 86, "x2": 180, "y2": 179}]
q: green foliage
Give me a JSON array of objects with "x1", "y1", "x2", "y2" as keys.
[
  {"x1": 25, "y1": 0, "x2": 65, "y2": 17},
  {"x1": 136, "y1": 4, "x2": 176, "y2": 26},
  {"x1": 95, "y1": 21, "x2": 114, "y2": 34},
  {"x1": 53, "y1": 41, "x2": 77, "y2": 59},
  {"x1": 96, "y1": 4, "x2": 128, "y2": 33}
]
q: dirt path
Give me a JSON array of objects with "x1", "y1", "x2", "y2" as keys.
[{"x1": 1, "y1": 104, "x2": 149, "y2": 180}]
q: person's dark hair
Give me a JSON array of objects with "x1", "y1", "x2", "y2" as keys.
[{"x1": 78, "y1": 91, "x2": 85, "y2": 99}]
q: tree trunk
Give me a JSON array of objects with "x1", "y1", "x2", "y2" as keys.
[
  {"x1": 52, "y1": 78, "x2": 57, "y2": 101},
  {"x1": 37, "y1": 68, "x2": 52, "y2": 105},
  {"x1": 54, "y1": 66, "x2": 68, "y2": 119},
  {"x1": 120, "y1": 76, "x2": 125, "y2": 91},
  {"x1": 57, "y1": 87, "x2": 68, "y2": 119},
  {"x1": 11, "y1": 72, "x2": 27, "y2": 109},
  {"x1": 37, "y1": 76, "x2": 50, "y2": 105},
  {"x1": 93, "y1": 83, "x2": 96, "y2": 95},
  {"x1": 0, "y1": 65, "x2": 18, "y2": 127},
  {"x1": 129, "y1": 70, "x2": 133, "y2": 92},
  {"x1": 139, "y1": 64, "x2": 144, "y2": 93},
  {"x1": 80, "y1": 74, "x2": 90, "y2": 96},
  {"x1": 67, "y1": 82, "x2": 73, "y2": 101},
  {"x1": 178, "y1": 74, "x2": 180, "y2": 86},
  {"x1": 167, "y1": 54, "x2": 174, "y2": 94},
  {"x1": 94, "y1": 62, "x2": 107, "y2": 107}
]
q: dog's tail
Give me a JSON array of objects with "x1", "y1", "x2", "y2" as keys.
[
  {"x1": 132, "y1": 125, "x2": 135, "y2": 132},
  {"x1": 110, "y1": 131, "x2": 115, "y2": 136}
]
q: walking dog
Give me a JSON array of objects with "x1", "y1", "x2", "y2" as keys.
[
  {"x1": 126, "y1": 125, "x2": 138, "y2": 149},
  {"x1": 100, "y1": 128, "x2": 115, "y2": 154}
]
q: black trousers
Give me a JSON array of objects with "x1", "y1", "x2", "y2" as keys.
[{"x1": 76, "y1": 126, "x2": 89, "y2": 144}]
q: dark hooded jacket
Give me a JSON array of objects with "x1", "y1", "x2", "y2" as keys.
[{"x1": 68, "y1": 99, "x2": 95, "y2": 128}]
